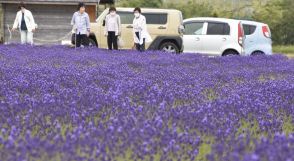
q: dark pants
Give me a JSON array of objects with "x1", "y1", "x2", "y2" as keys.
[
  {"x1": 135, "y1": 32, "x2": 145, "y2": 52},
  {"x1": 107, "y1": 31, "x2": 118, "y2": 50},
  {"x1": 76, "y1": 33, "x2": 89, "y2": 47}
]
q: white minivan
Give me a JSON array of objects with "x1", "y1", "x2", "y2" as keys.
[
  {"x1": 241, "y1": 20, "x2": 272, "y2": 55},
  {"x1": 183, "y1": 17, "x2": 245, "y2": 56}
]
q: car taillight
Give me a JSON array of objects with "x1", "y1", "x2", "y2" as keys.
[
  {"x1": 238, "y1": 22, "x2": 244, "y2": 47},
  {"x1": 262, "y1": 26, "x2": 271, "y2": 38}
]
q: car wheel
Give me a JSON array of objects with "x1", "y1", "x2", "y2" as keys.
[
  {"x1": 159, "y1": 42, "x2": 179, "y2": 53},
  {"x1": 251, "y1": 51, "x2": 265, "y2": 56},
  {"x1": 223, "y1": 50, "x2": 239, "y2": 56},
  {"x1": 89, "y1": 39, "x2": 97, "y2": 47}
]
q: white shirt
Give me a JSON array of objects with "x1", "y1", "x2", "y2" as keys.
[
  {"x1": 13, "y1": 9, "x2": 36, "y2": 32},
  {"x1": 133, "y1": 15, "x2": 152, "y2": 44},
  {"x1": 104, "y1": 14, "x2": 121, "y2": 35}
]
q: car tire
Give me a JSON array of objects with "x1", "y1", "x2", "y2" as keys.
[
  {"x1": 223, "y1": 50, "x2": 239, "y2": 56},
  {"x1": 71, "y1": 34, "x2": 98, "y2": 47},
  {"x1": 159, "y1": 42, "x2": 179, "y2": 53},
  {"x1": 251, "y1": 51, "x2": 265, "y2": 56},
  {"x1": 89, "y1": 38, "x2": 97, "y2": 47}
]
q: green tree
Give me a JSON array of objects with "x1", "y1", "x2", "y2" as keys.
[
  {"x1": 252, "y1": 0, "x2": 284, "y2": 44},
  {"x1": 252, "y1": 0, "x2": 294, "y2": 45},
  {"x1": 116, "y1": 0, "x2": 294, "y2": 45},
  {"x1": 280, "y1": 0, "x2": 294, "y2": 44},
  {"x1": 165, "y1": 1, "x2": 214, "y2": 19},
  {"x1": 118, "y1": 0, "x2": 163, "y2": 8}
]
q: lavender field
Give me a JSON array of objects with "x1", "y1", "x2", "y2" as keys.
[{"x1": 0, "y1": 44, "x2": 293, "y2": 161}]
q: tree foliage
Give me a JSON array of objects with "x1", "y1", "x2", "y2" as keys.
[
  {"x1": 118, "y1": 0, "x2": 163, "y2": 8},
  {"x1": 251, "y1": 0, "x2": 294, "y2": 44},
  {"x1": 117, "y1": 0, "x2": 294, "y2": 45}
]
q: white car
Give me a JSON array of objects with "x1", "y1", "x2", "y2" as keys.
[
  {"x1": 241, "y1": 20, "x2": 272, "y2": 55},
  {"x1": 183, "y1": 17, "x2": 245, "y2": 56}
]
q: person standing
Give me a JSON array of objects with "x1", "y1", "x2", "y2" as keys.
[
  {"x1": 104, "y1": 7, "x2": 121, "y2": 50},
  {"x1": 132, "y1": 7, "x2": 152, "y2": 52},
  {"x1": 71, "y1": 2, "x2": 90, "y2": 48},
  {"x1": 12, "y1": 2, "x2": 36, "y2": 45}
]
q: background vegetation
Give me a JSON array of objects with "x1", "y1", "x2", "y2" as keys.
[{"x1": 117, "y1": 0, "x2": 294, "y2": 47}]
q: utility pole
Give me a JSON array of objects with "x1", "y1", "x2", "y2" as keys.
[
  {"x1": 237, "y1": 0, "x2": 240, "y2": 19},
  {"x1": 231, "y1": 0, "x2": 234, "y2": 18}
]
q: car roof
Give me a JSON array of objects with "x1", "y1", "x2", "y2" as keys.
[
  {"x1": 240, "y1": 20, "x2": 267, "y2": 26},
  {"x1": 112, "y1": 7, "x2": 181, "y2": 13},
  {"x1": 184, "y1": 17, "x2": 240, "y2": 23}
]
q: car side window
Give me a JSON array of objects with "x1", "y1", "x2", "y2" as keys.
[
  {"x1": 117, "y1": 12, "x2": 168, "y2": 25},
  {"x1": 117, "y1": 12, "x2": 134, "y2": 24},
  {"x1": 207, "y1": 22, "x2": 230, "y2": 35},
  {"x1": 144, "y1": 13, "x2": 167, "y2": 24},
  {"x1": 243, "y1": 24, "x2": 257, "y2": 35},
  {"x1": 184, "y1": 22, "x2": 204, "y2": 35}
]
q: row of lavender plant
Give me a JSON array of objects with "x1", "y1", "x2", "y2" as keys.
[{"x1": 0, "y1": 44, "x2": 293, "y2": 161}]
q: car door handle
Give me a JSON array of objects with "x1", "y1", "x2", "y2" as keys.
[
  {"x1": 126, "y1": 25, "x2": 133, "y2": 29},
  {"x1": 222, "y1": 38, "x2": 227, "y2": 41},
  {"x1": 158, "y1": 26, "x2": 166, "y2": 29},
  {"x1": 195, "y1": 37, "x2": 200, "y2": 41}
]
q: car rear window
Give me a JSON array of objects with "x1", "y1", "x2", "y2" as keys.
[
  {"x1": 243, "y1": 24, "x2": 257, "y2": 35},
  {"x1": 207, "y1": 22, "x2": 230, "y2": 35},
  {"x1": 117, "y1": 11, "x2": 167, "y2": 25}
]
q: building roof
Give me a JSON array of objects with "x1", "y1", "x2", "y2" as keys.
[
  {"x1": 100, "y1": 0, "x2": 114, "y2": 4},
  {"x1": 0, "y1": 0, "x2": 113, "y2": 5}
]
